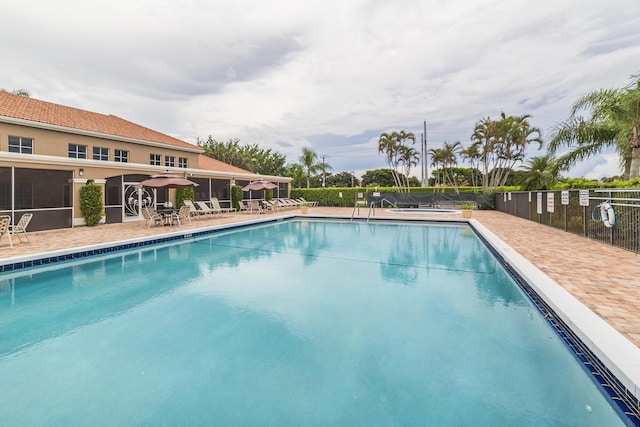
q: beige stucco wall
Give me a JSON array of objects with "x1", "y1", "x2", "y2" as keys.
[{"x1": 0, "y1": 122, "x2": 201, "y2": 166}]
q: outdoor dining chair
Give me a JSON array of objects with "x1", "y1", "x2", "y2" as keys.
[
  {"x1": 141, "y1": 207, "x2": 163, "y2": 228},
  {"x1": 9, "y1": 213, "x2": 33, "y2": 243},
  {"x1": 171, "y1": 205, "x2": 192, "y2": 226}
]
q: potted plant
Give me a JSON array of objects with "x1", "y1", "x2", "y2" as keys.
[{"x1": 460, "y1": 203, "x2": 476, "y2": 219}]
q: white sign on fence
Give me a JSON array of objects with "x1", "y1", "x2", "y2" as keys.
[
  {"x1": 508, "y1": 192, "x2": 512, "y2": 201},
  {"x1": 579, "y1": 190, "x2": 590, "y2": 206},
  {"x1": 547, "y1": 192, "x2": 555, "y2": 213},
  {"x1": 561, "y1": 190, "x2": 569, "y2": 205},
  {"x1": 537, "y1": 192, "x2": 543, "y2": 214}
]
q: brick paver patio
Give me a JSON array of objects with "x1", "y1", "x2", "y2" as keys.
[{"x1": 1, "y1": 207, "x2": 638, "y2": 349}]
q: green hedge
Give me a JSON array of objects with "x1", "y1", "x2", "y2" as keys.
[{"x1": 289, "y1": 187, "x2": 491, "y2": 207}]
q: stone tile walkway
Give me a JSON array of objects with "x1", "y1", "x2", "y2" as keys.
[{"x1": 1, "y1": 207, "x2": 638, "y2": 348}]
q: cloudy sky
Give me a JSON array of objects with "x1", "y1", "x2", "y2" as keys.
[{"x1": 3, "y1": 0, "x2": 640, "y2": 179}]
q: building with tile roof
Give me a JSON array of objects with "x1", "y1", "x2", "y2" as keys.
[{"x1": 0, "y1": 91, "x2": 290, "y2": 231}]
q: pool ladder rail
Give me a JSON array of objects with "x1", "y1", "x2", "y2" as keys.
[{"x1": 351, "y1": 201, "x2": 376, "y2": 222}]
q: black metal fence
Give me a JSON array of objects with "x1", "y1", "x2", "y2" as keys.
[{"x1": 496, "y1": 189, "x2": 640, "y2": 253}]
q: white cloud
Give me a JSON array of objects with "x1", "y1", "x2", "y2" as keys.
[
  {"x1": 2, "y1": 0, "x2": 640, "y2": 177},
  {"x1": 568, "y1": 154, "x2": 623, "y2": 180}
]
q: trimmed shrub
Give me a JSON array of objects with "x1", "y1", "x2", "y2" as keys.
[
  {"x1": 176, "y1": 187, "x2": 195, "y2": 208},
  {"x1": 79, "y1": 181, "x2": 104, "y2": 226},
  {"x1": 231, "y1": 185, "x2": 243, "y2": 211}
]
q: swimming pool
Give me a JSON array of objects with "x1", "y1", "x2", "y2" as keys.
[{"x1": 0, "y1": 219, "x2": 633, "y2": 425}]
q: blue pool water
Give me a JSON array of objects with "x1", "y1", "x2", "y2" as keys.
[{"x1": 0, "y1": 220, "x2": 627, "y2": 426}]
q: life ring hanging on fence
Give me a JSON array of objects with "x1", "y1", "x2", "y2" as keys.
[{"x1": 598, "y1": 202, "x2": 617, "y2": 228}]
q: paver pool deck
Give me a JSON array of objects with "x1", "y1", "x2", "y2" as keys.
[{"x1": 1, "y1": 207, "x2": 638, "y2": 350}]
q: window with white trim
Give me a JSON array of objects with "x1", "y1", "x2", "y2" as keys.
[
  {"x1": 114, "y1": 149, "x2": 129, "y2": 163},
  {"x1": 8, "y1": 136, "x2": 33, "y2": 154},
  {"x1": 68, "y1": 144, "x2": 87, "y2": 159},
  {"x1": 150, "y1": 154, "x2": 161, "y2": 166},
  {"x1": 178, "y1": 157, "x2": 188, "y2": 168},
  {"x1": 165, "y1": 156, "x2": 175, "y2": 167},
  {"x1": 93, "y1": 147, "x2": 109, "y2": 161}
]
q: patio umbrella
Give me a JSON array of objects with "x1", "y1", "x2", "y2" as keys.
[
  {"x1": 134, "y1": 172, "x2": 199, "y2": 189},
  {"x1": 242, "y1": 178, "x2": 278, "y2": 191}
]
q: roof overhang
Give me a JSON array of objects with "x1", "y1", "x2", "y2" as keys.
[
  {"x1": 0, "y1": 115, "x2": 203, "y2": 154},
  {"x1": 0, "y1": 152, "x2": 291, "y2": 182}
]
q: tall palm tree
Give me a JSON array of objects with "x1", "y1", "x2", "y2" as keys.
[
  {"x1": 428, "y1": 148, "x2": 444, "y2": 186},
  {"x1": 377, "y1": 130, "x2": 416, "y2": 191},
  {"x1": 493, "y1": 113, "x2": 542, "y2": 187},
  {"x1": 440, "y1": 141, "x2": 461, "y2": 191},
  {"x1": 460, "y1": 144, "x2": 480, "y2": 189},
  {"x1": 471, "y1": 113, "x2": 541, "y2": 192},
  {"x1": 299, "y1": 147, "x2": 321, "y2": 188},
  {"x1": 398, "y1": 145, "x2": 419, "y2": 189},
  {"x1": 548, "y1": 74, "x2": 640, "y2": 179},
  {"x1": 378, "y1": 132, "x2": 401, "y2": 189},
  {"x1": 471, "y1": 116, "x2": 497, "y2": 191}
]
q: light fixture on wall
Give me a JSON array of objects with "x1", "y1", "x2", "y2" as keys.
[{"x1": 79, "y1": 168, "x2": 84, "y2": 176}]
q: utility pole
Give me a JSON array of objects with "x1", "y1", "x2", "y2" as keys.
[
  {"x1": 421, "y1": 120, "x2": 428, "y2": 187},
  {"x1": 321, "y1": 155, "x2": 326, "y2": 187}
]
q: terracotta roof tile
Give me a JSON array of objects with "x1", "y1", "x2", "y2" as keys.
[
  {"x1": 0, "y1": 91, "x2": 201, "y2": 151},
  {"x1": 197, "y1": 154, "x2": 253, "y2": 174}
]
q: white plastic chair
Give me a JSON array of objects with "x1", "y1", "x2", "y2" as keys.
[
  {"x1": 0, "y1": 215, "x2": 13, "y2": 248},
  {"x1": 9, "y1": 213, "x2": 33, "y2": 243}
]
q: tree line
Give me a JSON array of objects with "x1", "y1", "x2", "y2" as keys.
[{"x1": 200, "y1": 72, "x2": 640, "y2": 192}]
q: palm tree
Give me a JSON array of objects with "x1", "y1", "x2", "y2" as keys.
[
  {"x1": 471, "y1": 116, "x2": 497, "y2": 191},
  {"x1": 377, "y1": 130, "x2": 416, "y2": 191},
  {"x1": 460, "y1": 144, "x2": 480, "y2": 189},
  {"x1": 299, "y1": 147, "x2": 321, "y2": 188},
  {"x1": 518, "y1": 155, "x2": 560, "y2": 191},
  {"x1": 398, "y1": 145, "x2": 419, "y2": 188},
  {"x1": 493, "y1": 113, "x2": 542, "y2": 187},
  {"x1": 548, "y1": 74, "x2": 640, "y2": 179},
  {"x1": 286, "y1": 163, "x2": 307, "y2": 188},
  {"x1": 428, "y1": 147, "x2": 445, "y2": 186},
  {"x1": 440, "y1": 141, "x2": 461, "y2": 191},
  {"x1": 471, "y1": 113, "x2": 542, "y2": 192}
]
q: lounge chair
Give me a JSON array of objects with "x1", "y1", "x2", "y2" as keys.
[
  {"x1": 296, "y1": 197, "x2": 318, "y2": 207},
  {"x1": 183, "y1": 200, "x2": 202, "y2": 217},
  {"x1": 171, "y1": 205, "x2": 192, "y2": 226},
  {"x1": 9, "y1": 213, "x2": 33, "y2": 243},
  {"x1": 0, "y1": 215, "x2": 13, "y2": 248},
  {"x1": 195, "y1": 201, "x2": 215, "y2": 216},
  {"x1": 211, "y1": 198, "x2": 235, "y2": 214},
  {"x1": 141, "y1": 207, "x2": 163, "y2": 228},
  {"x1": 278, "y1": 198, "x2": 298, "y2": 208}
]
